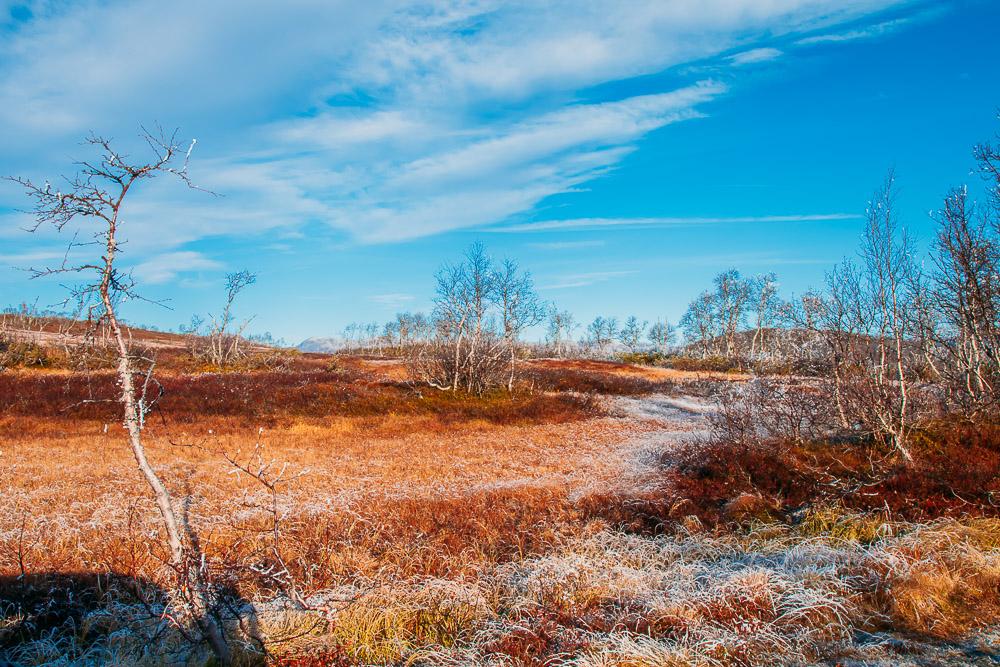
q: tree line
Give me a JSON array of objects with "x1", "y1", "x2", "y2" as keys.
[
  {"x1": 680, "y1": 138, "x2": 1000, "y2": 462},
  {"x1": 337, "y1": 125, "x2": 1000, "y2": 465}
]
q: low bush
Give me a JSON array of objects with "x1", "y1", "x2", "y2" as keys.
[
  {"x1": 0, "y1": 369, "x2": 599, "y2": 428},
  {"x1": 665, "y1": 419, "x2": 1000, "y2": 525},
  {"x1": 616, "y1": 351, "x2": 669, "y2": 366},
  {"x1": 524, "y1": 362, "x2": 677, "y2": 396},
  {"x1": 662, "y1": 354, "x2": 744, "y2": 373},
  {"x1": 0, "y1": 339, "x2": 58, "y2": 369}
]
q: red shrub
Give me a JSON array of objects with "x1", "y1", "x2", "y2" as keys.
[
  {"x1": 0, "y1": 370, "x2": 596, "y2": 428},
  {"x1": 665, "y1": 421, "x2": 1000, "y2": 524}
]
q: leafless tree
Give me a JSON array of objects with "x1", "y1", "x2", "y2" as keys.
[
  {"x1": 749, "y1": 272, "x2": 780, "y2": 359},
  {"x1": 7, "y1": 129, "x2": 232, "y2": 663},
  {"x1": 680, "y1": 291, "x2": 718, "y2": 357},
  {"x1": 713, "y1": 269, "x2": 752, "y2": 358},
  {"x1": 545, "y1": 308, "x2": 578, "y2": 358},
  {"x1": 856, "y1": 174, "x2": 922, "y2": 459},
  {"x1": 359, "y1": 312, "x2": 432, "y2": 354},
  {"x1": 925, "y1": 143, "x2": 1000, "y2": 413},
  {"x1": 493, "y1": 258, "x2": 547, "y2": 391},
  {"x1": 205, "y1": 270, "x2": 257, "y2": 367},
  {"x1": 802, "y1": 174, "x2": 922, "y2": 461},
  {"x1": 647, "y1": 319, "x2": 677, "y2": 354},
  {"x1": 223, "y1": 434, "x2": 311, "y2": 612},
  {"x1": 409, "y1": 244, "x2": 533, "y2": 394},
  {"x1": 583, "y1": 316, "x2": 618, "y2": 356},
  {"x1": 617, "y1": 316, "x2": 647, "y2": 354},
  {"x1": 779, "y1": 291, "x2": 838, "y2": 376},
  {"x1": 396, "y1": 311, "x2": 432, "y2": 345}
]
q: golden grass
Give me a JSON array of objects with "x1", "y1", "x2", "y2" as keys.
[
  {"x1": 3, "y1": 358, "x2": 1000, "y2": 665},
  {"x1": 0, "y1": 391, "x2": 658, "y2": 591},
  {"x1": 527, "y1": 358, "x2": 750, "y2": 383},
  {"x1": 876, "y1": 519, "x2": 1000, "y2": 639},
  {"x1": 796, "y1": 504, "x2": 894, "y2": 544}
]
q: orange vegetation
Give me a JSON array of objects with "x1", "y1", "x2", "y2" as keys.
[
  {"x1": 3, "y1": 351, "x2": 1000, "y2": 666},
  {"x1": 1, "y1": 357, "x2": 667, "y2": 591}
]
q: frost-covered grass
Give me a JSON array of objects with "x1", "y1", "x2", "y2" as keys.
[
  {"x1": 411, "y1": 518, "x2": 999, "y2": 667},
  {"x1": 7, "y1": 517, "x2": 997, "y2": 666},
  {"x1": 3, "y1": 360, "x2": 999, "y2": 666}
]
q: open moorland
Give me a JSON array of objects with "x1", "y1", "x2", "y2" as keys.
[
  {"x1": 4, "y1": 3, "x2": 1000, "y2": 665},
  {"x1": 2, "y1": 318, "x2": 999, "y2": 667}
]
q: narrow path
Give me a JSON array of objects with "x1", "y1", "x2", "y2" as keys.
[{"x1": 596, "y1": 392, "x2": 716, "y2": 496}]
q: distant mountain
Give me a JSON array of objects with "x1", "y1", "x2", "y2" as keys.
[{"x1": 297, "y1": 336, "x2": 348, "y2": 353}]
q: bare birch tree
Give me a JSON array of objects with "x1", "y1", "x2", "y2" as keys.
[
  {"x1": 713, "y1": 269, "x2": 752, "y2": 358},
  {"x1": 648, "y1": 319, "x2": 677, "y2": 354},
  {"x1": 680, "y1": 291, "x2": 718, "y2": 357},
  {"x1": 205, "y1": 270, "x2": 257, "y2": 367},
  {"x1": 545, "y1": 308, "x2": 577, "y2": 358},
  {"x1": 409, "y1": 244, "x2": 533, "y2": 394},
  {"x1": 7, "y1": 129, "x2": 232, "y2": 663},
  {"x1": 618, "y1": 316, "x2": 647, "y2": 354},
  {"x1": 584, "y1": 316, "x2": 618, "y2": 356},
  {"x1": 926, "y1": 141, "x2": 1000, "y2": 413},
  {"x1": 800, "y1": 174, "x2": 921, "y2": 461},
  {"x1": 749, "y1": 272, "x2": 780, "y2": 359},
  {"x1": 493, "y1": 258, "x2": 546, "y2": 391}
]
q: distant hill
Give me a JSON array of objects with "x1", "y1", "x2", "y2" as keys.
[{"x1": 297, "y1": 336, "x2": 348, "y2": 353}]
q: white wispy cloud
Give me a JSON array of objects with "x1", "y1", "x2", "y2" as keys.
[
  {"x1": 541, "y1": 270, "x2": 637, "y2": 290},
  {"x1": 729, "y1": 47, "x2": 783, "y2": 65},
  {"x1": 331, "y1": 82, "x2": 726, "y2": 242},
  {"x1": 341, "y1": 0, "x2": 911, "y2": 107},
  {"x1": 369, "y1": 292, "x2": 416, "y2": 308},
  {"x1": 0, "y1": 1, "x2": 399, "y2": 147},
  {"x1": 131, "y1": 251, "x2": 222, "y2": 284},
  {"x1": 171, "y1": 80, "x2": 726, "y2": 246},
  {"x1": 0, "y1": 0, "x2": 914, "y2": 254},
  {"x1": 487, "y1": 213, "x2": 862, "y2": 233},
  {"x1": 270, "y1": 110, "x2": 432, "y2": 151},
  {"x1": 0, "y1": 250, "x2": 65, "y2": 266},
  {"x1": 796, "y1": 16, "x2": 912, "y2": 45}
]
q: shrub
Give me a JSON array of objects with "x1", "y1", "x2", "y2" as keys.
[
  {"x1": 616, "y1": 351, "x2": 668, "y2": 366},
  {"x1": 0, "y1": 369, "x2": 598, "y2": 427},
  {"x1": 662, "y1": 354, "x2": 743, "y2": 373},
  {"x1": 0, "y1": 339, "x2": 55, "y2": 369},
  {"x1": 666, "y1": 418, "x2": 1000, "y2": 525},
  {"x1": 523, "y1": 361, "x2": 678, "y2": 396}
]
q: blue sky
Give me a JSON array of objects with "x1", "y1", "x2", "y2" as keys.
[{"x1": 0, "y1": 0, "x2": 997, "y2": 343}]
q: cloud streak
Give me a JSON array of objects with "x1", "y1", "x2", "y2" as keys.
[
  {"x1": 487, "y1": 213, "x2": 862, "y2": 233},
  {"x1": 729, "y1": 47, "x2": 783, "y2": 65},
  {"x1": 541, "y1": 270, "x2": 638, "y2": 290},
  {"x1": 131, "y1": 251, "x2": 222, "y2": 284},
  {"x1": 0, "y1": 0, "x2": 914, "y2": 256},
  {"x1": 796, "y1": 16, "x2": 912, "y2": 44}
]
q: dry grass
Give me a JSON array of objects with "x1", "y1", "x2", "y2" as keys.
[
  {"x1": 19, "y1": 519, "x2": 990, "y2": 666},
  {"x1": 665, "y1": 420, "x2": 1000, "y2": 524},
  {"x1": 524, "y1": 359, "x2": 744, "y2": 397},
  {"x1": 2, "y1": 352, "x2": 1000, "y2": 665},
  {"x1": 874, "y1": 518, "x2": 1000, "y2": 639},
  {"x1": 0, "y1": 358, "x2": 659, "y2": 612}
]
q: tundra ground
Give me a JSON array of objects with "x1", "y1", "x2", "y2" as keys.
[{"x1": 1, "y1": 354, "x2": 998, "y2": 666}]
